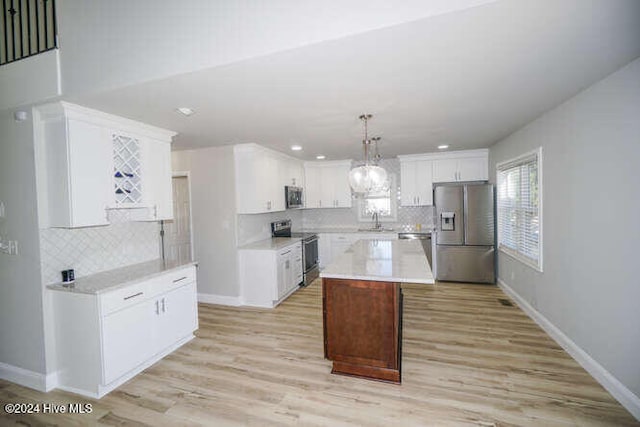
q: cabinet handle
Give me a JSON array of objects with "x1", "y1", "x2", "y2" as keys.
[
  {"x1": 162, "y1": 298, "x2": 166, "y2": 313},
  {"x1": 155, "y1": 300, "x2": 160, "y2": 315},
  {"x1": 124, "y1": 292, "x2": 143, "y2": 301},
  {"x1": 173, "y1": 276, "x2": 187, "y2": 283}
]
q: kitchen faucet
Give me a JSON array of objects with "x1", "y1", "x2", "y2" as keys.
[{"x1": 372, "y1": 212, "x2": 381, "y2": 230}]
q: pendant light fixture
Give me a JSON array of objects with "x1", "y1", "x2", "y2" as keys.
[{"x1": 348, "y1": 114, "x2": 389, "y2": 194}]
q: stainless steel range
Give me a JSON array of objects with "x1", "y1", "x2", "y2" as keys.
[{"x1": 271, "y1": 220, "x2": 319, "y2": 286}]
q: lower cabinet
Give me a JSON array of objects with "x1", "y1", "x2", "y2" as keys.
[
  {"x1": 239, "y1": 241, "x2": 303, "y2": 308},
  {"x1": 323, "y1": 278, "x2": 402, "y2": 383},
  {"x1": 51, "y1": 265, "x2": 198, "y2": 398}
]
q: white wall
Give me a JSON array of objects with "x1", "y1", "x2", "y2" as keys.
[
  {"x1": 0, "y1": 50, "x2": 61, "y2": 111},
  {"x1": 55, "y1": 0, "x2": 494, "y2": 97},
  {"x1": 172, "y1": 147, "x2": 239, "y2": 298},
  {"x1": 489, "y1": 58, "x2": 640, "y2": 405},
  {"x1": 0, "y1": 109, "x2": 46, "y2": 379}
]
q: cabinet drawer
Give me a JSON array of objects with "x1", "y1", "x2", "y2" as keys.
[
  {"x1": 149, "y1": 266, "x2": 197, "y2": 298},
  {"x1": 100, "y1": 282, "x2": 150, "y2": 316}
]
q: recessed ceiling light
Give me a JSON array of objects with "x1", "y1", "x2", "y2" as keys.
[
  {"x1": 438, "y1": 144, "x2": 450, "y2": 150},
  {"x1": 316, "y1": 155, "x2": 326, "y2": 160},
  {"x1": 176, "y1": 107, "x2": 195, "y2": 116},
  {"x1": 291, "y1": 145, "x2": 302, "y2": 151}
]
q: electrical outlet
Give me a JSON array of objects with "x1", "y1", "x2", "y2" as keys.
[
  {"x1": 10, "y1": 240, "x2": 19, "y2": 255},
  {"x1": 510, "y1": 271, "x2": 515, "y2": 281},
  {"x1": 0, "y1": 201, "x2": 5, "y2": 218}
]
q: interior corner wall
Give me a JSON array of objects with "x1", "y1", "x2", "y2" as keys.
[
  {"x1": 0, "y1": 109, "x2": 46, "y2": 376},
  {"x1": 489, "y1": 58, "x2": 640, "y2": 399},
  {"x1": 171, "y1": 147, "x2": 239, "y2": 298}
]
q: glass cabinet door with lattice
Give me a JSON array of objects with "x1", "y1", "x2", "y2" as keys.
[{"x1": 112, "y1": 132, "x2": 144, "y2": 207}]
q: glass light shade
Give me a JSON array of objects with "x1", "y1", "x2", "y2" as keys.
[{"x1": 349, "y1": 164, "x2": 388, "y2": 194}]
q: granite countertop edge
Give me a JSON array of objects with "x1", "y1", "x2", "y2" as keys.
[{"x1": 47, "y1": 260, "x2": 198, "y2": 295}]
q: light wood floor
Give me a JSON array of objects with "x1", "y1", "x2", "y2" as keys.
[{"x1": 1, "y1": 281, "x2": 637, "y2": 426}]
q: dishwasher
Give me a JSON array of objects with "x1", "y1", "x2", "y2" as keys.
[{"x1": 398, "y1": 232, "x2": 432, "y2": 267}]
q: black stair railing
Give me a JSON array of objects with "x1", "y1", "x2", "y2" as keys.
[{"x1": 1, "y1": 0, "x2": 57, "y2": 66}]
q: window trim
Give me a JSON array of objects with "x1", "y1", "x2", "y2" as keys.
[
  {"x1": 496, "y1": 147, "x2": 543, "y2": 272},
  {"x1": 357, "y1": 173, "x2": 398, "y2": 223}
]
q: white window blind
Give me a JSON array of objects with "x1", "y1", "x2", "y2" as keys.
[{"x1": 496, "y1": 148, "x2": 542, "y2": 271}]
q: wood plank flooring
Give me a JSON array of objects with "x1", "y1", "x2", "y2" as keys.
[{"x1": 1, "y1": 281, "x2": 637, "y2": 426}]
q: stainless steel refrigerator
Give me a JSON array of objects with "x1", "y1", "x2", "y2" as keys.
[{"x1": 434, "y1": 183, "x2": 495, "y2": 283}]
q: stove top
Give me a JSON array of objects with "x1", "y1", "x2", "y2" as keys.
[{"x1": 291, "y1": 232, "x2": 318, "y2": 241}]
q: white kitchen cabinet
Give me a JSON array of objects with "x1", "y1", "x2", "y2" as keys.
[
  {"x1": 399, "y1": 159, "x2": 433, "y2": 207},
  {"x1": 39, "y1": 116, "x2": 112, "y2": 228},
  {"x1": 36, "y1": 102, "x2": 176, "y2": 227},
  {"x1": 50, "y1": 265, "x2": 198, "y2": 398},
  {"x1": 235, "y1": 144, "x2": 303, "y2": 214},
  {"x1": 432, "y1": 150, "x2": 488, "y2": 183},
  {"x1": 304, "y1": 161, "x2": 353, "y2": 209},
  {"x1": 140, "y1": 138, "x2": 174, "y2": 220},
  {"x1": 318, "y1": 233, "x2": 332, "y2": 269},
  {"x1": 239, "y1": 240, "x2": 303, "y2": 307}
]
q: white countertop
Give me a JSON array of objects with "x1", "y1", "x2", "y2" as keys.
[
  {"x1": 320, "y1": 239, "x2": 434, "y2": 284},
  {"x1": 302, "y1": 228, "x2": 400, "y2": 235},
  {"x1": 238, "y1": 237, "x2": 302, "y2": 251},
  {"x1": 47, "y1": 259, "x2": 198, "y2": 295}
]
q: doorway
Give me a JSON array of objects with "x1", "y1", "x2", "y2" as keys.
[{"x1": 163, "y1": 174, "x2": 193, "y2": 264}]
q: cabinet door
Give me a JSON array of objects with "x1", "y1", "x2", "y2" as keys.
[
  {"x1": 415, "y1": 160, "x2": 433, "y2": 206},
  {"x1": 457, "y1": 157, "x2": 488, "y2": 181},
  {"x1": 332, "y1": 164, "x2": 353, "y2": 208},
  {"x1": 235, "y1": 148, "x2": 268, "y2": 213},
  {"x1": 67, "y1": 119, "x2": 112, "y2": 227},
  {"x1": 432, "y1": 159, "x2": 459, "y2": 183},
  {"x1": 304, "y1": 166, "x2": 322, "y2": 208},
  {"x1": 155, "y1": 282, "x2": 198, "y2": 352},
  {"x1": 318, "y1": 234, "x2": 331, "y2": 268},
  {"x1": 277, "y1": 249, "x2": 291, "y2": 299},
  {"x1": 319, "y1": 167, "x2": 335, "y2": 208},
  {"x1": 102, "y1": 299, "x2": 154, "y2": 384},
  {"x1": 400, "y1": 161, "x2": 417, "y2": 207},
  {"x1": 141, "y1": 138, "x2": 173, "y2": 220}
]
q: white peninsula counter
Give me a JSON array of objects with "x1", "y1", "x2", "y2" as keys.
[{"x1": 321, "y1": 238, "x2": 433, "y2": 384}]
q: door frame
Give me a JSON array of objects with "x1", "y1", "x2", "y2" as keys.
[{"x1": 168, "y1": 171, "x2": 195, "y2": 262}]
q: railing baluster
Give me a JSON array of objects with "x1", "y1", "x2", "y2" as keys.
[
  {"x1": 25, "y1": 0, "x2": 30, "y2": 55},
  {"x1": 18, "y1": 0, "x2": 23, "y2": 58},
  {"x1": 2, "y1": 0, "x2": 7, "y2": 64},
  {"x1": 42, "y1": 0, "x2": 47, "y2": 49},
  {"x1": 50, "y1": 0, "x2": 55, "y2": 47},
  {"x1": 0, "y1": 0, "x2": 56, "y2": 66},
  {"x1": 34, "y1": 0, "x2": 39, "y2": 51}
]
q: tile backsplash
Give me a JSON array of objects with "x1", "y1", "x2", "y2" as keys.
[{"x1": 40, "y1": 218, "x2": 161, "y2": 284}]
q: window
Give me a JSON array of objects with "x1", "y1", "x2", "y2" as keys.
[
  {"x1": 357, "y1": 174, "x2": 397, "y2": 223},
  {"x1": 496, "y1": 148, "x2": 543, "y2": 271}
]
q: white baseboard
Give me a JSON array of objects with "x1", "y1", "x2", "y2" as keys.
[
  {"x1": 0, "y1": 361, "x2": 47, "y2": 392},
  {"x1": 498, "y1": 278, "x2": 640, "y2": 421},
  {"x1": 198, "y1": 293, "x2": 243, "y2": 306}
]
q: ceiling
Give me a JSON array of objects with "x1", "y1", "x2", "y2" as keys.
[{"x1": 71, "y1": 0, "x2": 640, "y2": 161}]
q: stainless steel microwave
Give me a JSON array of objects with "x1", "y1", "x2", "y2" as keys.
[{"x1": 285, "y1": 186, "x2": 303, "y2": 209}]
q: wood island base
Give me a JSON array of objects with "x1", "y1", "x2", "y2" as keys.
[{"x1": 322, "y1": 277, "x2": 402, "y2": 384}]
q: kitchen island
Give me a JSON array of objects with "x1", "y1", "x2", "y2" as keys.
[{"x1": 320, "y1": 239, "x2": 434, "y2": 383}]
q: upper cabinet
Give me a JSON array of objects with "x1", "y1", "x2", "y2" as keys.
[
  {"x1": 234, "y1": 144, "x2": 304, "y2": 214},
  {"x1": 398, "y1": 149, "x2": 488, "y2": 207},
  {"x1": 304, "y1": 161, "x2": 352, "y2": 209},
  {"x1": 399, "y1": 159, "x2": 433, "y2": 207},
  {"x1": 431, "y1": 150, "x2": 488, "y2": 183},
  {"x1": 36, "y1": 102, "x2": 176, "y2": 228}
]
